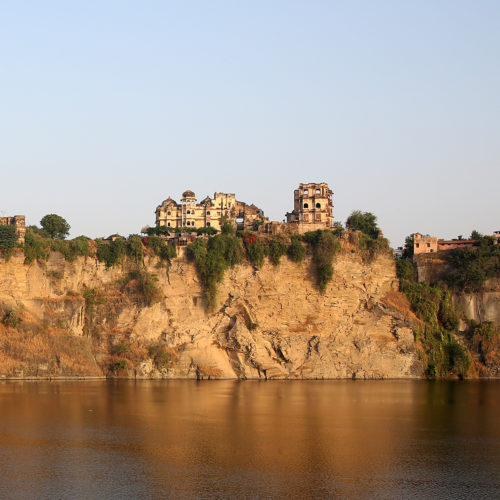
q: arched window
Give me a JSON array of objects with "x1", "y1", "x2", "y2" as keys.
[
  {"x1": 186, "y1": 210, "x2": 190, "y2": 214},
  {"x1": 303, "y1": 203, "x2": 309, "y2": 209},
  {"x1": 167, "y1": 211, "x2": 171, "y2": 215},
  {"x1": 206, "y1": 222, "x2": 211, "y2": 227},
  {"x1": 207, "y1": 211, "x2": 210, "y2": 215},
  {"x1": 316, "y1": 189, "x2": 320, "y2": 194},
  {"x1": 304, "y1": 189, "x2": 309, "y2": 194},
  {"x1": 316, "y1": 203, "x2": 321, "y2": 208},
  {"x1": 167, "y1": 222, "x2": 170, "y2": 227}
]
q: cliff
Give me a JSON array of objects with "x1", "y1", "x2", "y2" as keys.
[{"x1": 0, "y1": 249, "x2": 423, "y2": 379}]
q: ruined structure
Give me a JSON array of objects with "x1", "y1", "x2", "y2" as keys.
[
  {"x1": 0, "y1": 215, "x2": 26, "y2": 244},
  {"x1": 155, "y1": 191, "x2": 266, "y2": 232},
  {"x1": 285, "y1": 182, "x2": 333, "y2": 233}
]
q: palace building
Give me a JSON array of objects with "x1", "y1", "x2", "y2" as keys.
[{"x1": 155, "y1": 191, "x2": 266, "y2": 232}]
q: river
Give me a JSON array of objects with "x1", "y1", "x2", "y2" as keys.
[{"x1": 0, "y1": 380, "x2": 498, "y2": 499}]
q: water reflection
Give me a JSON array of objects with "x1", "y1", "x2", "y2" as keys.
[{"x1": 0, "y1": 380, "x2": 498, "y2": 498}]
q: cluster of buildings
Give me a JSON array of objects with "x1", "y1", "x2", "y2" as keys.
[{"x1": 154, "y1": 182, "x2": 334, "y2": 235}]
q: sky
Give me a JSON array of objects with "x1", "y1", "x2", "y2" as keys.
[{"x1": 1, "y1": 1, "x2": 499, "y2": 246}]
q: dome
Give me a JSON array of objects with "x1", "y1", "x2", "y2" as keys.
[{"x1": 182, "y1": 190, "x2": 196, "y2": 199}]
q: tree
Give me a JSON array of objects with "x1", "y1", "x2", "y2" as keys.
[
  {"x1": 345, "y1": 211, "x2": 379, "y2": 239},
  {"x1": 40, "y1": 214, "x2": 70, "y2": 239},
  {"x1": 403, "y1": 234, "x2": 414, "y2": 258},
  {"x1": 470, "y1": 230, "x2": 482, "y2": 240},
  {"x1": 0, "y1": 225, "x2": 18, "y2": 250}
]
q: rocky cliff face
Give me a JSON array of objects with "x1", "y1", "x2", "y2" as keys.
[{"x1": 0, "y1": 250, "x2": 423, "y2": 379}]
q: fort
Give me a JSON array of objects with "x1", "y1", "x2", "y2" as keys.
[
  {"x1": 155, "y1": 182, "x2": 334, "y2": 235},
  {"x1": 0, "y1": 215, "x2": 26, "y2": 244}
]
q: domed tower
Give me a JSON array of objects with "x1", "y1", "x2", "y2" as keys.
[{"x1": 181, "y1": 190, "x2": 196, "y2": 204}]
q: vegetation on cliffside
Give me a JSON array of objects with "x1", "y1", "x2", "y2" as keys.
[{"x1": 396, "y1": 259, "x2": 471, "y2": 378}]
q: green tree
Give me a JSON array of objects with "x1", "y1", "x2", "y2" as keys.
[
  {"x1": 345, "y1": 211, "x2": 379, "y2": 239},
  {"x1": 403, "y1": 234, "x2": 414, "y2": 258},
  {"x1": 470, "y1": 230, "x2": 482, "y2": 240},
  {"x1": 0, "y1": 225, "x2": 18, "y2": 250},
  {"x1": 40, "y1": 214, "x2": 70, "y2": 239}
]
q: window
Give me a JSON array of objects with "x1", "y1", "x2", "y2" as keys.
[
  {"x1": 416, "y1": 243, "x2": 420, "y2": 248},
  {"x1": 167, "y1": 211, "x2": 171, "y2": 216},
  {"x1": 316, "y1": 214, "x2": 321, "y2": 221},
  {"x1": 316, "y1": 189, "x2": 320, "y2": 194},
  {"x1": 303, "y1": 214, "x2": 309, "y2": 222},
  {"x1": 206, "y1": 222, "x2": 211, "y2": 227},
  {"x1": 304, "y1": 189, "x2": 309, "y2": 194},
  {"x1": 427, "y1": 243, "x2": 430, "y2": 247},
  {"x1": 167, "y1": 222, "x2": 170, "y2": 227},
  {"x1": 303, "y1": 203, "x2": 309, "y2": 209},
  {"x1": 316, "y1": 203, "x2": 321, "y2": 208},
  {"x1": 206, "y1": 211, "x2": 210, "y2": 215},
  {"x1": 186, "y1": 210, "x2": 190, "y2": 214}
]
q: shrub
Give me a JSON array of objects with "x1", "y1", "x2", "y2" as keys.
[
  {"x1": 24, "y1": 229, "x2": 49, "y2": 264},
  {"x1": 114, "y1": 342, "x2": 130, "y2": 355},
  {"x1": 110, "y1": 359, "x2": 128, "y2": 373},
  {"x1": 395, "y1": 258, "x2": 415, "y2": 282},
  {"x1": 187, "y1": 232, "x2": 244, "y2": 309},
  {"x1": 146, "y1": 235, "x2": 176, "y2": 262},
  {"x1": 0, "y1": 225, "x2": 18, "y2": 251},
  {"x1": 50, "y1": 239, "x2": 73, "y2": 261},
  {"x1": 96, "y1": 238, "x2": 127, "y2": 267},
  {"x1": 126, "y1": 269, "x2": 161, "y2": 306},
  {"x1": 127, "y1": 235, "x2": 144, "y2": 263},
  {"x1": 268, "y1": 237, "x2": 288, "y2": 266},
  {"x1": 148, "y1": 344, "x2": 177, "y2": 369},
  {"x1": 70, "y1": 236, "x2": 90, "y2": 257},
  {"x1": 346, "y1": 211, "x2": 380, "y2": 239},
  {"x1": 242, "y1": 233, "x2": 266, "y2": 268},
  {"x1": 303, "y1": 230, "x2": 341, "y2": 293},
  {"x1": 287, "y1": 236, "x2": 305, "y2": 263},
  {"x1": 82, "y1": 287, "x2": 106, "y2": 313},
  {"x1": 445, "y1": 245, "x2": 500, "y2": 292},
  {"x1": 2, "y1": 308, "x2": 22, "y2": 328}
]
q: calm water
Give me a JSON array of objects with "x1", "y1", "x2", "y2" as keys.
[{"x1": 0, "y1": 380, "x2": 498, "y2": 499}]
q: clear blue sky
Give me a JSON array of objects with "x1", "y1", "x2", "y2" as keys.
[{"x1": 1, "y1": 1, "x2": 499, "y2": 246}]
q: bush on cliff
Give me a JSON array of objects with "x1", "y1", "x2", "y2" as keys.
[
  {"x1": 96, "y1": 238, "x2": 127, "y2": 267},
  {"x1": 187, "y1": 232, "x2": 244, "y2": 310},
  {"x1": 444, "y1": 245, "x2": 500, "y2": 292},
  {"x1": 145, "y1": 235, "x2": 176, "y2": 263},
  {"x1": 345, "y1": 211, "x2": 380, "y2": 239},
  {"x1": 268, "y1": 236, "x2": 288, "y2": 266},
  {"x1": 303, "y1": 230, "x2": 340, "y2": 293},
  {"x1": 396, "y1": 259, "x2": 471, "y2": 377},
  {"x1": 287, "y1": 236, "x2": 305, "y2": 263},
  {"x1": 24, "y1": 229, "x2": 49, "y2": 264}
]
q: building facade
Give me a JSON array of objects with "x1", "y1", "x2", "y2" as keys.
[
  {"x1": 285, "y1": 182, "x2": 333, "y2": 233},
  {"x1": 413, "y1": 233, "x2": 438, "y2": 254},
  {"x1": 0, "y1": 215, "x2": 26, "y2": 244},
  {"x1": 155, "y1": 191, "x2": 266, "y2": 232}
]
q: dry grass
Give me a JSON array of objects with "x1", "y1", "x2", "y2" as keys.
[
  {"x1": 197, "y1": 364, "x2": 223, "y2": 378},
  {"x1": 289, "y1": 314, "x2": 318, "y2": 333},
  {"x1": 380, "y1": 290, "x2": 420, "y2": 323}
]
